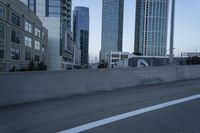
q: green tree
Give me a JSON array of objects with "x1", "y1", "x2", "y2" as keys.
[
  {"x1": 37, "y1": 62, "x2": 47, "y2": 71},
  {"x1": 27, "y1": 60, "x2": 36, "y2": 71}
]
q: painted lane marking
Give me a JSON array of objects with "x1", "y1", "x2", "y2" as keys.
[{"x1": 58, "y1": 94, "x2": 200, "y2": 133}]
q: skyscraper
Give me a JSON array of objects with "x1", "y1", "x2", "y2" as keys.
[
  {"x1": 134, "y1": 0, "x2": 169, "y2": 56},
  {"x1": 20, "y1": 0, "x2": 74, "y2": 70},
  {"x1": 100, "y1": 0, "x2": 124, "y2": 62},
  {"x1": 73, "y1": 7, "x2": 89, "y2": 68}
]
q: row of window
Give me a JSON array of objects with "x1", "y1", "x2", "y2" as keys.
[
  {"x1": 0, "y1": 24, "x2": 44, "y2": 51},
  {"x1": 0, "y1": 46, "x2": 43, "y2": 61},
  {"x1": 0, "y1": 4, "x2": 5, "y2": 19},
  {"x1": 112, "y1": 54, "x2": 128, "y2": 59},
  {"x1": 25, "y1": 36, "x2": 44, "y2": 51},
  {"x1": 10, "y1": 47, "x2": 42, "y2": 61},
  {"x1": 0, "y1": 4, "x2": 46, "y2": 40}
]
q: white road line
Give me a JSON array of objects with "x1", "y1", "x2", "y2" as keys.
[{"x1": 58, "y1": 94, "x2": 200, "y2": 133}]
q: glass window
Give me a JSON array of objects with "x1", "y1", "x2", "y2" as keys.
[
  {"x1": 34, "y1": 40, "x2": 40, "y2": 50},
  {"x1": 46, "y1": 0, "x2": 61, "y2": 17},
  {"x1": 11, "y1": 47, "x2": 20, "y2": 60},
  {"x1": 11, "y1": 13, "x2": 20, "y2": 27},
  {"x1": 121, "y1": 55, "x2": 128, "y2": 59},
  {"x1": 25, "y1": 48, "x2": 32, "y2": 61},
  {"x1": 0, "y1": 5, "x2": 5, "y2": 19},
  {"x1": 11, "y1": 31, "x2": 20, "y2": 44},
  {"x1": 25, "y1": 36, "x2": 32, "y2": 47},
  {"x1": 0, "y1": 49, "x2": 4, "y2": 59},
  {"x1": 42, "y1": 44, "x2": 45, "y2": 52},
  {"x1": 42, "y1": 32, "x2": 46, "y2": 39},
  {"x1": 28, "y1": 0, "x2": 36, "y2": 13},
  {"x1": 25, "y1": 21, "x2": 32, "y2": 33},
  {"x1": 0, "y1": 25, "x2": 4, "y2": 40},
  {"x1": 34, "y1": 54, "x2": 40, "y2": 62},
  {"x1": 35, "y1": 27, "x2": 41, "y2": 38}
]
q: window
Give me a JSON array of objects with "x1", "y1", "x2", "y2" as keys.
[
  {"x1": 46, "y1": 0, "x2": 61, "y2": 17},
  {"x1": 42, "y1": 44, "x2": 45, "y2": 52},
  {"x1": 28, "y1": 0, "x2": 36, "y2": 13},
  {"x1": 25, "y1": 36, "x2": 32, "y2": 47},
  {"x1": 112, "y1": 54, "x2": 119, "y2": 58},
  {"x1": 34, "y1": 54, "x2": 40, "y2": 62},
  {"x1": 42, "y1": 32, "x2": 46, "y2": 39},
  {"x1": 35, "y1": 27, "x2": 41, "y2": 38},
  {"x1": 11, "y1": 47, "x2": 20, "y2": 60},
  {"x1": 112, "y1": 59, "x2": 119, "y2": 62},
  {"x1": 121, "y1": 55, "x2": 128, "y2": 59},
  {"x1": 0, "y1": 25, "x2": 4, "y2": 40},
  {"x1": 0, "y1": 5, "x2": 5, "y2": 19},
  {"x1": 11, "y1": 13, "x2": 20, "y2": 27},
  {"x1": 25, "y1": 48, "x2": 32, "y2": 61},
  {"x1": 11, "y1": 31, "x2": 20, "y2": 44},
  {"x1": 0, "y1": 49, "x2": 4, "y2": 59},
  {"x1": 35, "y1": 40, "x2": 40, "y2": 50},
  {"x1": 25, "y1": 21, "x2": 32, "y2": 33}
]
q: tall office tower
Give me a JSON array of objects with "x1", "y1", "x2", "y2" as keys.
[
  {"x1": 134, "y1": 0, "x2": 169, "y2": 56},
  {"x1": 100, "y1": 0, "x2": 124, "y2": 62},
  {"x1": 20, "y1": 0, "x2": 74, "y2": 70},
  {"x1": 73, "y1": 7, "x2": 89, "y2": 68}
]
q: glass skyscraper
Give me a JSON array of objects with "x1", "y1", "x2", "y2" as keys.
[
  {"x1": 100, "y1": 0, "x2": 124, "y2": 62},
  {"x1": 20, "y1": 0, "x2": 74, "y2": 70},
  {"x1": 134, "y1": 0, "x2": 169, "y2": 56},
  {"x1": 73, "y1": 7, "x2": 89, "y2": 68}
]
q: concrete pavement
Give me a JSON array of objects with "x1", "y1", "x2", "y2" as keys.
[{"x1": 0, "y1": 79, "x2": 200, "y2": 133}]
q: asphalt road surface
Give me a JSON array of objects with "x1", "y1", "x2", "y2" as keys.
[{"x1": 1, "y1": 79, "x2": 200, "y2": 133}]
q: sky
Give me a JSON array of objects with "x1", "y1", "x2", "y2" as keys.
[{"x1": 72, "y1": 0, "x2": 200, "y2": 62}]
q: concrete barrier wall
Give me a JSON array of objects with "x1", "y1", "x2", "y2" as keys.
[{"x1": 0, "y1": 65, "x2": 200, "y2": 107}]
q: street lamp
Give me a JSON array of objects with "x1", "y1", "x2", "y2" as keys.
[
  {"x1": 195, "y1": 46, "x2": 200, "y2": 56},
  {"x1": 169, "y1": 0, "x2": 176, "y2": 64}
]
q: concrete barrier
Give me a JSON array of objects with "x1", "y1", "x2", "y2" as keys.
[{"x1": 0, "y1": 65, "x2": 200, "y2": 107}]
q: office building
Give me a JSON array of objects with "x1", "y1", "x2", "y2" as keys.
[
  {"x1": 100, "y1": 0, "x2": 124, "y2": 62},
  {"x1": 134, "y1": 0, "x2": 169, "y2": 56},
  {"x1": 20, "y1": 0, "x2": 74, "y2": 70},
  {"x1": 108, "y1": 51, "x2": 133, "y2": 68},
  {"x1": 0, "y1": 0, "x2": 48, "y2": 71},
  {"x1": 73, "y1": 7, "x2": 89, "y2": 68}
]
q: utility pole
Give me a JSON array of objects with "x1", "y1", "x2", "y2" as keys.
[{"x1": 169, "y1": 0, "x2": 175, "y2": 64}]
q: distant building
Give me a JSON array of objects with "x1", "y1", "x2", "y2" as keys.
[
  {"x1": 73, "y1": 7, "x2": 89, "y2": 68},
  {"x1": 20, "y1": 0, "x2": 74, "y2": 70},
  {"x1": 108, "y1": 51, "x2": 133, "y2": 68},
  {"x1": 128, "y1": 56, "x2": 185, "y2": 67},
  {"x1": 100, "y1": 0, "x2": 124, "y2": 62},
  {"x1": 134, "y1": 0, "x2": 169, "y2": 56},
  {"x1": 0, "y1": 0, "x2": 48, "y2": 71}
]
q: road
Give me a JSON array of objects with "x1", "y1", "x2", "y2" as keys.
[{"x1": 0, "y1": 79, "x2": 200, "y2": 133}]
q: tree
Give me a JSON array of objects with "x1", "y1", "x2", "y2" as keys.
[
  {"x1": 37, "y1": 62, "x2": 47, "y2": 71},
  {"x1": 186, "y1": 56, "x2": 200, "y2": 65},
  {"x1": 27, "y1": 60, "x2": 36, "y2": 71}
]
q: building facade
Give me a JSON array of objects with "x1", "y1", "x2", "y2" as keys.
[
  {"x1": 73, "y1": 7, "x2": 89, "y2": 68},
  {"x1": 20, "y1": 0, "x2": 74, "y2": 70},
  {"x1": 108, "y1": 51, "x2": 133, "y2": 68},
  {"x1": 100, "y1": 0, "x2": 124, "y2": 62},
  {"x1": 0, "y1": 0, "x2": 48, "y2": 71},
  {"x1": 134, "y1": 0, "x2": 169, "y2": 56}
]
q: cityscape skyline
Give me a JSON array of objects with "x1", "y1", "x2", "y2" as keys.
[
  {"x1": 100, "y1": 0, "x2": 124, "y2": 62},
  {"x1": 134, "y1": 0, "x2": 169, "y2": 56},
  {"x1": 72, "y1": 0, "x2": 200, "y2": 62},
  {"x1": 73, "y1": 6, "x2": 90, "y2": 67}
]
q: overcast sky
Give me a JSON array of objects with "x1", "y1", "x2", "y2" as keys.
[{"x1": 72, "y1": 0, "x2": 200, "y2": 62}]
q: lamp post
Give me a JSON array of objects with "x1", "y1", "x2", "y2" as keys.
[
  {"x1": 195, "y1": 46, "x2": 200, "y2": 56},
  {"x1": 169, "y1": 0, "x2": 176, "y2": 64}
]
